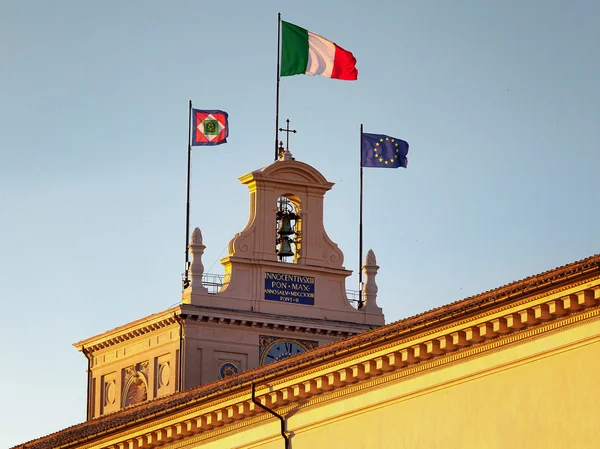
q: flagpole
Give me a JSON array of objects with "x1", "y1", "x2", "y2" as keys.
[
  {"x1": 274, "y1": 12, "x2": 281, "y2": 162},
  {"x1": 184, "y1": 100, "x2": 192, "y2": 289},
  {"x1": 358, "y1": 124, "x2": 364, "y2": 309}
]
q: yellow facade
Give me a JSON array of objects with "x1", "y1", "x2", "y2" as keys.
[
  {"x1": 15, "y1": 255, "x2": 600, "y2": 449},
  {"x1": 214, "y1": 317, "x2": 600, "y2": 449}
]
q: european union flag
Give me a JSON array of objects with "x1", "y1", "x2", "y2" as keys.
[{"x1": 361, "y1": 133, "x2": 409, "y2": 168}]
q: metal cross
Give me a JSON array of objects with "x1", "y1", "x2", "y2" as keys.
[{"x1": 278, "y1": 119, "x2": 297, "y2": 150}]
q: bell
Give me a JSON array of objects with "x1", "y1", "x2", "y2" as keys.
[
  {"x1": 277, "y1": 239, "x2": 294, "y2": 257},
  {"x1": 277, "y1": 217, "x2": 294, "y2": 236}
]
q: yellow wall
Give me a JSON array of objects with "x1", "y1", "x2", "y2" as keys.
[{"x1": 192, "y1": 317, "x2": 600, "y2": 449}]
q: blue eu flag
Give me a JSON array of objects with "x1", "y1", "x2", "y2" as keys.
[{"x1": 361, "y1": 133, "x2": 409, "y2": 168}]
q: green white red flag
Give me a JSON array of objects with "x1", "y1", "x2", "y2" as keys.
[{"x1": 280, "y1": 21, "x2": 358, "y2": 80}]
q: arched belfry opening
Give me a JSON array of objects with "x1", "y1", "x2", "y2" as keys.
[{"x1": 276, "y1": 195, "x2": 301, "y2": 263}]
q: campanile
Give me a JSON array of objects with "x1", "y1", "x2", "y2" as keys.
[{"x1": 75, "y1": 150, "x2": 384, "y2": 418}]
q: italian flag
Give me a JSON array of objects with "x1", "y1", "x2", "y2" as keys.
[{"x1": 281, "y1": 21, "x2": 358, "y2": 80}]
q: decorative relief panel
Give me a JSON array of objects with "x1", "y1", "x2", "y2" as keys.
[
  {"x1": 218, "y1": 361, "x2": 240, "y2": 379},
  {"x1": 215, "y1": 351, "x2": 247, "y2": 381},
  {"x1": 158, "y1": 361, "x2": 170, "y2": 388},
  {"x1": 155, "y1": 354, "x2": 172, "y2": 398},
  {"x1": 122, "y1": 361, "x2": 149, "y2": 407},
  {"x1": 100, "y1": 372, "x2": 117, "y2": 416},
  {"x1": 104, "y1": 379, "x2": 116, "y2": 406}
]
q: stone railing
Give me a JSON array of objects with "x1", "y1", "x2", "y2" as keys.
[{"x1": 202, "y1": 273, "x2": 361, "y2": 307}]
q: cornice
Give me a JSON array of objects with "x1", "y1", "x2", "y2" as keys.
[
  {"x1": 240, "y1": 160, "x2": 334, "y2": 192},
  {"x1": 402, "y1": 254, "x2": 600, "y2": 327},
  {"x1": 219, "y1": 256, "x2": 353, "y2": 277},
  {"x1": 42, "y1": 283, "x2": 600, "y2": 449},
  {"x1": 180, "y1": 305, "x2": 371, "y2": 338},
  {"x1": 346, "y1": 274, "x2": 600, "y2": 362},
  {"x1": 73, "y1": 310, "x2": 181, "y2": 353},
  {"x1": 73, "y1": 304, "x2": 373, "y2": 354}
]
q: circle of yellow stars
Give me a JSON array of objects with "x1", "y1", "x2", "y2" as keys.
[{"x1": 374, "y1": 137, "x2": 401, "y2": 165}]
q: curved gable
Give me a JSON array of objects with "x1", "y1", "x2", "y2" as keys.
[{"x1": 245, "y1": 160, "x2": 333, "y2": 190}]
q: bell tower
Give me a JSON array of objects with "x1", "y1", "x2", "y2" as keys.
[
  {"x1": 76, "y1": 151, "x2": 384, "y2": 419},
  {"x1": 183, "y1": 151, "x2": 382, "y2": 324}
]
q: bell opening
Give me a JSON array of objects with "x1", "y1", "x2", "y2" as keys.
[{"x1": 275, "y1": 196, "x2": 300, "y2": 263}]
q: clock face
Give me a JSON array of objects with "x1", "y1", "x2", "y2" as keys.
[{"x1": 261, "y1": 339, "x2": 308, "y2": 365}]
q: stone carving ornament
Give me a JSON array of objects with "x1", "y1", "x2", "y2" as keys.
[
  {"x1": 123, "y1": 362, "x2": 149, "y2": 407},
  {"x1": 158, "y1": 362, "x2": 170, "y2": 388},
  {"x1": 104, "y1": 380, "x2": 116, "y2": 406},
  {"x1": 125, "y1": 376, "x2": 147, "y2": 406},
  {"x1": 219, "y1": 361, "x2": 240, "y2": 379}
]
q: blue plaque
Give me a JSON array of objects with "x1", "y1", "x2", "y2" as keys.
[{"x1": 264, "y1": 272, "x2": 315, "y2": 305}]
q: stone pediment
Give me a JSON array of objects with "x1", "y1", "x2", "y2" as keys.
[{"x1": 240, "y1": 160, "x2": 334, "y2": 191}]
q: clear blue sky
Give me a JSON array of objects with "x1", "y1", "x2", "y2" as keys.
[{"x1": 2, "y1": 0, "x2": 599, "y2": 446}]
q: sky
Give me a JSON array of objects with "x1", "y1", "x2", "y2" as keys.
[{"x1": 1, "y1": 0, "x2": 599, "y2": 446}]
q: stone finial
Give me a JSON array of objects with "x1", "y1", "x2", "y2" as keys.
[
  {"x1": 191, "y1": 227, "x2": 203, "y2": 245},
  {"x1": 182, "y1": 226, "x2": 208, "y2": 302},
  {"x1": 362, "y1": 249, "x2": 382, "y2": 314},
  {"x1": 365, "y1": 249, "x2": 377, "y2": 266}
]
